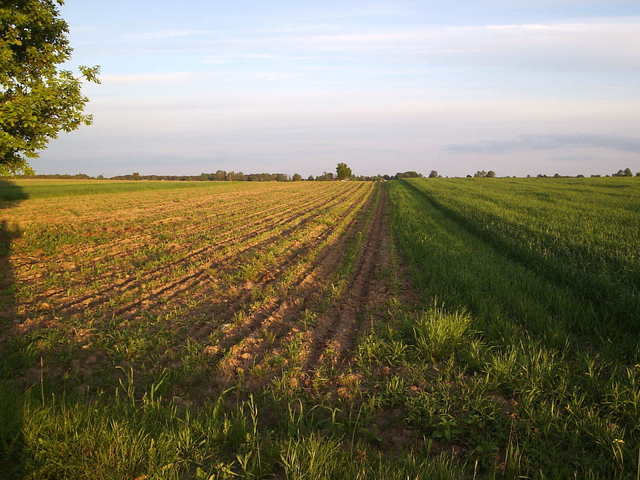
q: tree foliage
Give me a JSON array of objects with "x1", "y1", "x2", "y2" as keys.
[
  {"x1": 474, "y1": 170, "x2": 496, "y2": 178},
  {"x1": 428, "y1": 170, "x2": 438, "y2": 178},
  {"x1": 0, "y1": 0, "x2": 99, "y2": 174},
  {"x1": 613, "y1": 168, "x2": 633, "y2": 177},
  {"x1": 336, "y1": 162, "x2": 352, "y2": 180},
  {"x1": 396, "y1": 171, "x2": 422, "y2": 179}
]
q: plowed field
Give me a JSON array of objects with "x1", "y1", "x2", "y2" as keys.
[{"x1": 2, "y1": 177, "x2": 639, "y2": 479}]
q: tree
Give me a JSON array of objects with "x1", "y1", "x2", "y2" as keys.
[
  {"x1": 336, "y1": 162, "x2": 352, "y2": 180},
  {"x1": 613, "y1": 168, "x2": 632, "y2": 177},
  {"x1": 486, "y1": 170, "x2": 496, "y2": 178},
  {"x1": 1, "y1": 0, "x2": 100, "y2": 175},
  {"x1": 292, "y1": 173, "x2": 302, "y2": 181},
  {"x1": 307, "y1": 175, "x2": 315, "y2": 181},
  {"x1": 396, "y1": 171, "x2": 421, "y2": 179},
  {"x1": 428, "y1": 170, "x2": 439, "y2": 178}
]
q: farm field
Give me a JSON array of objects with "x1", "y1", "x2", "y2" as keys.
[{"x1": 1, "y1": 177, "x2": 640, "y2": 479}]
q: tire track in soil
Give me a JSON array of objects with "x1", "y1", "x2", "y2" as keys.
[
  {"x1": 302, "y1": 184, "x2": 387, "y2": 374},
  {"x1": 31, "y1": 184, "x2": 362, "y2": 317},
  {"x1": 216, "y1": 184, "x2": 381, "y2": 380},
  {"x1": 65, "y1": 184, "x2": 368, "y2": 320}
]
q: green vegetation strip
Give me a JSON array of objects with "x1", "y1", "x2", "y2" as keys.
[
  {"x1": 381, "y1": 178, "x2": 640, "y2": 478},
  {"x1": 0, "y1": 179, "x2": 247, "y2": 201}
]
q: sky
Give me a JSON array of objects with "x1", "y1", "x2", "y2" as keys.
[{"x1": 34, "y1": 0, "x2": 640, "y2": 177}]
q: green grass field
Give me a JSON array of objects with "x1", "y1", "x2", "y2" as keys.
[
  {"x1": 1, "y1": 177, "x2": 639, "y2": 479},
  {"x1": 0, "y1": 179, "x2": 248, "y2": 202}
]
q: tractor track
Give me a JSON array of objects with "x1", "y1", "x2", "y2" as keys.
[{"x1": 302, "y1": 185, "x2": 387, "y2": 373}]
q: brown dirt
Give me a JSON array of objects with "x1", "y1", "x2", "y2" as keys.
[
  {"x1": 206, "y1": 183, "x2": 388, "y2": 388},
  {"x1": 16, "y1": 184, "x2": 337, "y2": 287},
  {"x1": 302, "y1": 185, "x2": 389, "y2": 373},
  {"x1": 22, "y1": 184, "x2": 363, "y2": 320},
  {"x1": 174, "y1": 181, "x2": 370, "y2": 364}
]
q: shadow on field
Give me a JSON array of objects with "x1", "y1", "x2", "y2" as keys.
[{"x1": 0, "y1": 179, "x2": 28, "y2": 478}]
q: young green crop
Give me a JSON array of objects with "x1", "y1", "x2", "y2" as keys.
[{"x1": 385, "y1": 178, "x2": 640, "y2": 478}]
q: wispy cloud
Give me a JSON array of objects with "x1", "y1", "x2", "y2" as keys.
[
  {"x1": 116, "y1": 19, "x2": 640, "y2": 72},
  {"x1": 253, "y1": 72, "x2": 300, "y2": 81},
  {"x1": 101, "y1": 72, "x2": 195, "y2": 85},
  {"x1": 447, "y1": 134, "x2": 640, "y2": 154},
  {"x1": 287, "y1": 20, "x2": 640, "y2": 68},
  {"x1": 122, "y1": 29, "x2": 210, "y2": 41},
  {"x1": 202, "y1": 53, "x2": 276, "y2": 64}
]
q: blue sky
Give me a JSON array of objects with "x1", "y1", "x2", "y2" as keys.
[{"x1": 36, "y1": 0, "x2": 640, "y2": 177}]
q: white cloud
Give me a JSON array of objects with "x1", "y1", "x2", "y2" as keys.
[
  {"x1": 105, "y1": 19, "x2": 640, "y2": 74},
  {"x1": 241, "y1": 19, "x2": 640, "y2": 70}
]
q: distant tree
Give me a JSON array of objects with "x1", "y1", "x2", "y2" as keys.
[
  {"x1": 553, "y1": 173, "x2": 561, "y2": 178},
  {"x1": 612, "y1": 168, "x2": 632, "y2": 177},
  {"x1": 336, "y1": 162, "x2": 352, "y2": 180},
  {"x1": 474, "y1": 170, "x2": 487, "y2": 178},
  {"x1": 307, "y1": 175, "x2": 314, "y2": 181},
  {"x1": 486, "y1": 170, "x2": 496, "y2": 178},
  {"x1": 97, "y1": 174, "x2": 104, "y2": 180},
  {"x1": 292, "y1": 173, "x2": 302, "y2": 181},
  {"x1": 636, "y1": 172, "x2": 640, "y2": 177},
  {"x1": 1, "y1": 0, "x2": 100, "y2": 175},
  {"x1": 576, "y1": 174, "x2": 584, "y2": 178},
  {"x1": 466, "y1": 175, "x2": 472, "y2": 178},
  {"x1": 526, "y1": 174, "x2": 531, "y2": 178},
  {"x1": 428, "y1": 170, "x2": 439, "y2": 178},
  {"x1": 397, "y1": 171, "x2": 422, "y2": 178}
]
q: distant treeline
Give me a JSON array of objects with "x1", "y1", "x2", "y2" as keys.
[{"x1": 10, "y1": 167, "x2": 640, "y2": 181}]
